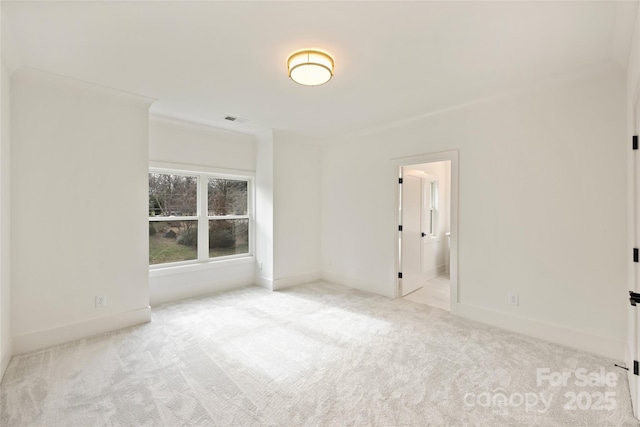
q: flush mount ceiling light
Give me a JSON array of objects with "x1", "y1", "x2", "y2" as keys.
[{"x1": 287, "y1": 50, "x2": 334, "y2": 86}]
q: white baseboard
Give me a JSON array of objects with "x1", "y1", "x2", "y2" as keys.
[
  {"x1": 422, "y1": 264, "x2": 446, "y2": 281},
  {"x1": 12, "y1": 306, "x2": 152, "y2": 355},
  {"x1": 0, "y1": 338, "x2": 12, "y2": 382},
  {"x1": 273, "y1": 271, "x2": 321, "y2": 291},
  {"x1": 256, "y1": 274, "x2": 274, "y2": 291},
  {"x1": 321, "y1": 270, "x2": 394, "y2": 298},
  {"x1": 455, "y1": 302, "x2": 624, "y2": 361},
  {"x1": 319, "y1": 271, "x2": 623, "y2": 361}
]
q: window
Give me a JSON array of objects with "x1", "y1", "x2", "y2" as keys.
[
  {"x1": 149, "y1": 171, "x2": 252, "y2": 266},
  {"x1": 428, "y1": 180, "x2": 438, "y2": 237},
  {"x1": 207, "y1": 178, "x2": 250, "y2": 259}
]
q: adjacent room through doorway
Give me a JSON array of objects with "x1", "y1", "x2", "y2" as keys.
[{"x1": 398, "y1": 159, "x2": 452, "y2": 311}]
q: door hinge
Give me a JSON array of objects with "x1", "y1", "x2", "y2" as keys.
[
  {"x1": 635, "y1": 248, "x2": 639, "y2": 263},
  {"x1": 399, "y1": 225, "x2": 403, "y2": 231},
  {"x1": 634, "y1": 360, "x2": 638, "y2": 376},
  {"x1": 634, "y1": 135, "x2": 638, "y2": 150},
  {"x1": 398, "y1": 272, "x2": 403, "y2": 279},
  {"x1": 630, "y1": 291, "x2": 640, "y2": 306},
  {"x1": 399, "y1": 178, "x2": 403, "y2": 184}
]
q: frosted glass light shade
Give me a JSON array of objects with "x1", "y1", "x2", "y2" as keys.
[{"x1": 287, "y1": 50, "x2": 334, "y2": 86}]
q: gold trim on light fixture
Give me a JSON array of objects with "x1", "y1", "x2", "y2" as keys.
[{"x1": 287, "y1": 50, "x2": 334, "y2": 86}]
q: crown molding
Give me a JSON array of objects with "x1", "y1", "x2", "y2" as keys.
[{"x1": 13, "y1": 67, "x2": 156, "y2": 107}]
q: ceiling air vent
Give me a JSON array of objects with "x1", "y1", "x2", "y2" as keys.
[{"x1": 224, "y1": 115, "x2": 249, "y2": 123}]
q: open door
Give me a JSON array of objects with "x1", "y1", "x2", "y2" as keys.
[
  {"x1": 627, "y1": 99, "x2": 640, "y2": 416},
  {"x1": 400, "y1": 172, "x2": 423, "y2": 296},
  {"x1": 394, "y1": 151, "x2": 458, "y2": 305}
]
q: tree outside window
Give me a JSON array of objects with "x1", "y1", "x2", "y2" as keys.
[{"x1": 149, "y1": 172, "x2": 251, "y2": 266}]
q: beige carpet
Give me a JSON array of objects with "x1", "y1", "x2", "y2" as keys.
[{"x1": 0, "y1": 281, "x2": 638, "y2": 426}]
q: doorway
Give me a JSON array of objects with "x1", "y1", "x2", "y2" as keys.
[{"x1": 395, "y1": 150, "x2": 458, "y2": 312}]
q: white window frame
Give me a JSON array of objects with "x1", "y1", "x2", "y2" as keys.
[
  {"x1": 428, "y1": 180, "x2": 439, "y2": 237},
  {"x1": 149, "y1": 164, "x2": 254, "y2": 271}
]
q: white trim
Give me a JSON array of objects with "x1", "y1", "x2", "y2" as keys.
[
  {"x1": 422, "y1": 264, "x2": 446, "y2": 282},
  {"x1": 327, "y1": 62, "x2": 618, "y2": 144},
  {"x1": 13, "y1": 67, "x2": 155, "y2": 106},
  {"x1": 149, "y1": 161, "x2": 255, "y2": 178},
  {"x1": 12, "y1": 307, "x2": 151, "y2": 355},
  {"x1": 457, "y1": 302, "x2": 624, "y2": 361},
  {"x1": 256, "y1": 274, "x2": 274, "y2": 291},
  {"x1": 148, "y1": 168, "x2": 254, "y2": 268},
  {"x1": 197, "y1": 172, "x2": 209, "y2": 261},
  {"x1": 392, "y1": 150, "x2": 459, "y2": 312},
  {"x1": 207, "y1": 215, "x2": 250, "y2": 220},
  {"x1": 0, "y1": 339, "x2": 12, "y2": 382},
  {"x1": 149, "y1": 114, "x2": 258, "y2": 137},
  {"x1": 273, "y1": 271, "x2": 321, "y2": 291},
  {"x1": 321, "y1": 270, "x2": 394, "y2": 299},
  {"x1": 149, "y1": 216, "x2": 199, "y2": 222},
  {"x1": 628, "y1": 36, "x2": 640, "y2": 418},
  {"x1": 150, "y1": 255, "x2": 254, "y2": 278}
]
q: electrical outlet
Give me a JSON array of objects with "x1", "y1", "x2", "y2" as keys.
[
  {"x1": 95, "y1": 295, "x2": 106, "y2": 308},
  {"x1": 508, "y1": 293, "x2": 519, "y2": 306},
  {"x1": 259, "y1": 262, "x2": 263, "y2": 271}
]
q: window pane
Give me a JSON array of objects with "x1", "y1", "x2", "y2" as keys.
[
  {"x1": 149, "y1": 221, "x2": 198, "y2": 265},
  {"x1": 208, "y1": 179, "x2": 247, "y2": 216},
  {"x1": 209, "y1": 219, "x2": 249, "y2": 258},
  {"x1": 149, "y1": 173, "x2": 197, "y2": 217}
]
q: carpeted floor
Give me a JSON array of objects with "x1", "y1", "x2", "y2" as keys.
[{"x1": 0, "y1": 281, "x2": 638, "y2": 426}]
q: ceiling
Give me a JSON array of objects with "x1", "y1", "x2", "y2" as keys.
[{"x1": 1, "y1": 1, "x2": 636, "y2": 140}]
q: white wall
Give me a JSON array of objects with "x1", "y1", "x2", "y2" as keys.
[
  {"x1": 143, "y1": 118, "x2": 320, "y2": 302},
  {"x1": 11, "y1": 68, "x2": 153, "y2": 354},
  {"x1": 255, "y1": 130, "x2": 274, "y2": 288},
  {"x1": 272, "y1": 130, "x2": 321, "y2": 289},
  {"x1": 322, "y1": 65, "x2": 626, "y2": 360},
  {"x1": 148, "y1": 116, "x2": 257, "y2": 305},
  {"x1": 149, "y1": 116, "x2": 255, "y2": 173},
  {"x1": 0, "y1": 58, "x2": 12, "y2": 378},
  {"x1": 255, "y1": 129, "x2": 321, "y2": 290}
]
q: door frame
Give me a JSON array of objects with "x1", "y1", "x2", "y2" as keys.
[
  {"x1": 626, "y1": 89, "x2": 640, "y2": 417},
  {"x1": 393, "y1": 150, "x2": 459, "y2": 313}
]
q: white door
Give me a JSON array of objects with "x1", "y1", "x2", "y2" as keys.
[
  {"x1": 628, "y1": 100, "x2": 640, "y2": 415},
  {"x1": 401, "y1": 174, "x2": 423, "y2": 296}
]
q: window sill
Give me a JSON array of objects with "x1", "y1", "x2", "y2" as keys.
[{"x1": 149, "y1": 255, "x2": 254, "y2": 278}]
